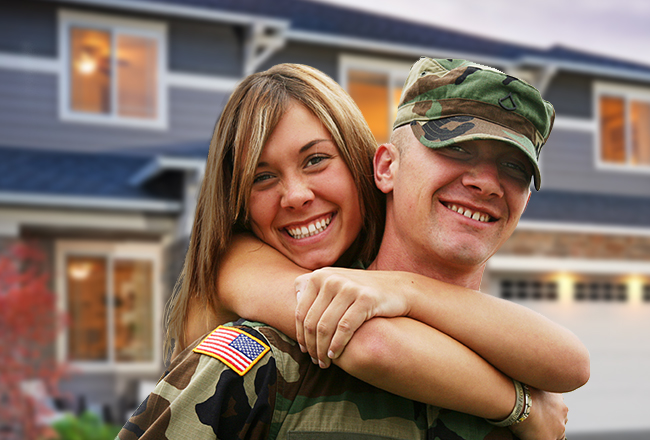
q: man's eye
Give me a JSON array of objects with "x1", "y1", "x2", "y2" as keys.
[
  {"x1": 504, "y1": 161, "x2": 523, "y2": 171},
  {"x1": 446, "y1": 145, "x2": 469, "y2": 154},
  {"x1": 503, "y1": 161, "x2": 532, "y2": 180}
]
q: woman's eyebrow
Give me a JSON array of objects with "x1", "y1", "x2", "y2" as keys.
[
  {"x1": 257, "y1": 138, "x2": 332, "y2": 168},
  {"x1": 299, "y1": 138, "x2": 332, "y2": 154}
]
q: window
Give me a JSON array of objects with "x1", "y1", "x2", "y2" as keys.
[
  {"x1": 59, "y1": 10, "x2": 167, "y2": 128},
  {"x1": 341, "y1": 57, "x2": 409, "y2": 144},
  {"x1": 574, "y1": 281, "x2": 627, "y2": 302},
  {"x1": 57, "y1": 241, "x2": 161, "y2": 371},
  {"x1": 499, "y1": 279, "x2": 558, "y2": 301},
  {"x1": 597, "y1": 84, "x2": 650, "y2": 169}
]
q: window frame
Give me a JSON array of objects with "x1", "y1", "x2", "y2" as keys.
[
  {"x1": 339, "y1": 54, "x2": 412, "y2": 144},
  {"x1": 595, "y1": 81, "x2": 650, "y2": 173},
  {"x1": 58, "y1": 9, "x2": 168, "y2": 130},
  {"x1": 55, "y1": 240, "x2": 163, "y2": 373}
]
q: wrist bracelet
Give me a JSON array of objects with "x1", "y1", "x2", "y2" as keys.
[
  {"x1": 486, "y1": 380, "x2": 531, "y2": 427},
  {"x1": 513, "y1": 383, "x2": 531, "y2": 425}
]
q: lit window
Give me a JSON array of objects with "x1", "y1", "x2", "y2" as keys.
[
  {"x1": 65, "y1": 254, "x2": 155, "y2": 365},
  {"x1": 70, "y1": 28, "x2": 112, "y2": 115},
  {"x1": 60, "y1": 10, "x2": 166, "y2": 128},
  {"x1": 574, "y1": 281, "x2": 627, "y2": 302},
  {"x1": 346, "y1": 66, "x2": 405, "y2": 144},
  {"x1": 598, "y1": 87, "x2": 650, "y2": 168},
  {"x1": 500, "y1": 279, "x2": 558, "y2": 301}
]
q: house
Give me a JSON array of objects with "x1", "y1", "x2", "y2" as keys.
[{"x1": 1, "y1": 0, "x2": 649, "y2": 437}]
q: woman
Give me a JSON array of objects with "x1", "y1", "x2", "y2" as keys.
[{"x1": 165, "y1": 63, "x2": 586, "y2": 437}]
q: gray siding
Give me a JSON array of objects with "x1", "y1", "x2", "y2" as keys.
[
  {"x1": 169, "y1": 19, "x2": 242, "y2": 76},
  {"x1": 542, "y1": 128, "x2": 650, "y2": 196},
  {"x1": 0, "y1": 69, "x2": 227, "y2": 153},
  {"x1": 545, "y1": 72, "x2": 593, "y2": 118},
  {"x1": 263, "y1": 42, "x2": 340, "y2": 80},
  {"x1": 0, "y1": 0, "x2": 57, "y2": 57}
]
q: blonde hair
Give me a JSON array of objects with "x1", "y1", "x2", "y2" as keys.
[{"x1": 164, "y1": 64, "x2": 383, "y2": 357}]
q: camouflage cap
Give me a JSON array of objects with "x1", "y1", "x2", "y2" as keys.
[{"x1": 394, "y1": 58, "x2": 555, "y2": 190}]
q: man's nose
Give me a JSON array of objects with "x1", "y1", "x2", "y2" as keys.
[
  {"x1": 280, "y1": 176, "x2": 315, "y2": 209},
  {"x1": 461, "y1": 161, "x2": 504, "y2": 197}
]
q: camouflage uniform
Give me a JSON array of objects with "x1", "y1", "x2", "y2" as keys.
[{"x1": 119, "y1": 320, "x2": 519, "y2": 440}]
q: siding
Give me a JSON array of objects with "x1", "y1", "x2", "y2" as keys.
[
  {"x1": 264, "y1": 41, "x2": 339, "y2": 80},
  {"x1": 545, "y1": 72, "x2": 592, "y2": 118},
  {"x1": 0, "y1": 0, "x2": 57, "y2": 57},
  {"x1": 169, "y1": 18, "x2": 242, "y2": 76},
  {"x1": 0, "y1": 69, "x2": 227, "y2": 154},
  {"x1": 542, "y1": 128, "x2": 650, "y2": 197}
]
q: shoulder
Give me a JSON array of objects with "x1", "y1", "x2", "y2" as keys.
[
  {"x1": 119, "y1": 322, "x2": 280, "y2": 439},
  {"x1": 192, "y1": 323, "x2": 273, "y2": 376}
]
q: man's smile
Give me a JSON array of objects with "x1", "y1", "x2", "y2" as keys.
[{"x1": 443, "y1": 203, "x2": 495, "y2": 223}]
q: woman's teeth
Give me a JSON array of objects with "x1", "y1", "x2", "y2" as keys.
[
  {"x1": 446, "y1": 204, "x2": 491, "y2": 223},
  {"x1": 287, "y1": 216, "x2": 332, "y2": 239}
]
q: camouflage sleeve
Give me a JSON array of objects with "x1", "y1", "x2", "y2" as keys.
[{"x1": 117, "y1": 325, "x2": 277, "y2": 440}]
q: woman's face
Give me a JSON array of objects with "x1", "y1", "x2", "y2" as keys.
[{"x1": 248, "y1": 101, "x2": 363, "y2": 270}]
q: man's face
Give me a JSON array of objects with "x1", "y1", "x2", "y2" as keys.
[{"x1": 385, "y1": 131, "x2": 532, "y2": 272}]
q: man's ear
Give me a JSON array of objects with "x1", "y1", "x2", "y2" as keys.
[
  {"x1": 374, "y1": 143, "x2": 398, "y2": 194},
  {"x1": 521, "y1": 191, "x2": 532, "y2": 215}
]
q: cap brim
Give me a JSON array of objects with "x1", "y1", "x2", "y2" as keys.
[{"x1": 410, "y1": 117, "x2": 541, "y2": 190}]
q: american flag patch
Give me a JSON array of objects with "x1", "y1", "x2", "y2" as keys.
[{"x1": 193, "y1": 326, "x2": 270, "y2": 376}]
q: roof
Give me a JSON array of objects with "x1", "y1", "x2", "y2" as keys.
[
  {"x1": 88, "y1": 0, "x2": 650, "y2": 76},
  {"x1": 523, "y1": 190, "x2": 650, "y2": 229},
  {"x1": 0, "y1": 146, "x2": 182, "y2": 212}
]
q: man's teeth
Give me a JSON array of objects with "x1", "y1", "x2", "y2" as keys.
[
  {"x1": 446, "y1": 204, "x2": 491, "y2": 223},
  {"x1": 287, "y1": 216, "x2": 332, "y2": 239}
]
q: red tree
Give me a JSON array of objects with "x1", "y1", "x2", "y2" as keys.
[{"x1": 0, "y1": 242, "x2": 67, "y2": 440}]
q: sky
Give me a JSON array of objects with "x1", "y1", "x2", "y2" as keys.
[{"x1": 311, "y1": 0, "x2": 650, "y2": 67}]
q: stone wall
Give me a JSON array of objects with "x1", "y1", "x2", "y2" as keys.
[{"x1": 499, "y1": 229, "x2": 650, "y2": 261}]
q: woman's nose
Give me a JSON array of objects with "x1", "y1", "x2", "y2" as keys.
[{"x1": 280, "y1": 177, "x2": 315, "y2": 209}]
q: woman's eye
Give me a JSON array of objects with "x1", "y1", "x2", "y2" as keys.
[
  {"x1": 306, "y1": 155, "x2": 329, "y2": 167},
  {"x1": 253, "y1": 173, "x2": 274, "y2": 184}
]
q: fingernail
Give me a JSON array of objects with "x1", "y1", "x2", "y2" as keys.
[
  {"x1": 299, "y1": 344, "x2": 306, "y2": 353},
  {"x1": 296, "y1": 289, "x2": 302, "y2": 299},
  {"x1": 318, "y1": 360, "x2": 327, "y2": 369},
  {"x1": 311, "y1": 357, "x2": 318, "y2": 365},
  {"x1": 327, "y1": 350, "x2": 335, "y2": 359}
]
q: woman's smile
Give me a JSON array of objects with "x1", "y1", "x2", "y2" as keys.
[{"x1": 283, "y1": 212, "x2": 334, "y2": 240}]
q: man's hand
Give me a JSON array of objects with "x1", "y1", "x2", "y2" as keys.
[
  {"x1": 508, "y1": 388, "x2": 568, "y2": 440},
  {"x1": 294, "y1": 268, "x2": 412, "y2": 367}
]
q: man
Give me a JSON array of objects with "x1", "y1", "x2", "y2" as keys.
[{"x1": 119, "y1": 58, "x2": 584, "y2": 440}]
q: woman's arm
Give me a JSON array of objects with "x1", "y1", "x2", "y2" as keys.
[
  {"x1": 295, "y1": 268, "x2": 590, "y2": 393},
  {"x1": 182, "y1": 234, "x2": 570, "y2": 437},
  {"x1": 208, "y1": 235, "x2": 520, "y2": 418},
  {"x1": 176, "y1": 233, "x2": 306, "y2": 358}
]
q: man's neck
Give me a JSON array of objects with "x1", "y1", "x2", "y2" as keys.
[{"x1": 369, "y1": 235, "x2": 486, "y2": 290}]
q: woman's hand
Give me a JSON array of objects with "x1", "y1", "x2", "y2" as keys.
[
  {"x1": 294, "y1": 268, "x2": 413, "y2": 367},
  {"x1": 508, "y1": 388, "x2": 568, "y2": 440}
]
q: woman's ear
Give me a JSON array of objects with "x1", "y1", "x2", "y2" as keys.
[{"x1": 374, "y1": 143, "x2": 398, "y2": 194}]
